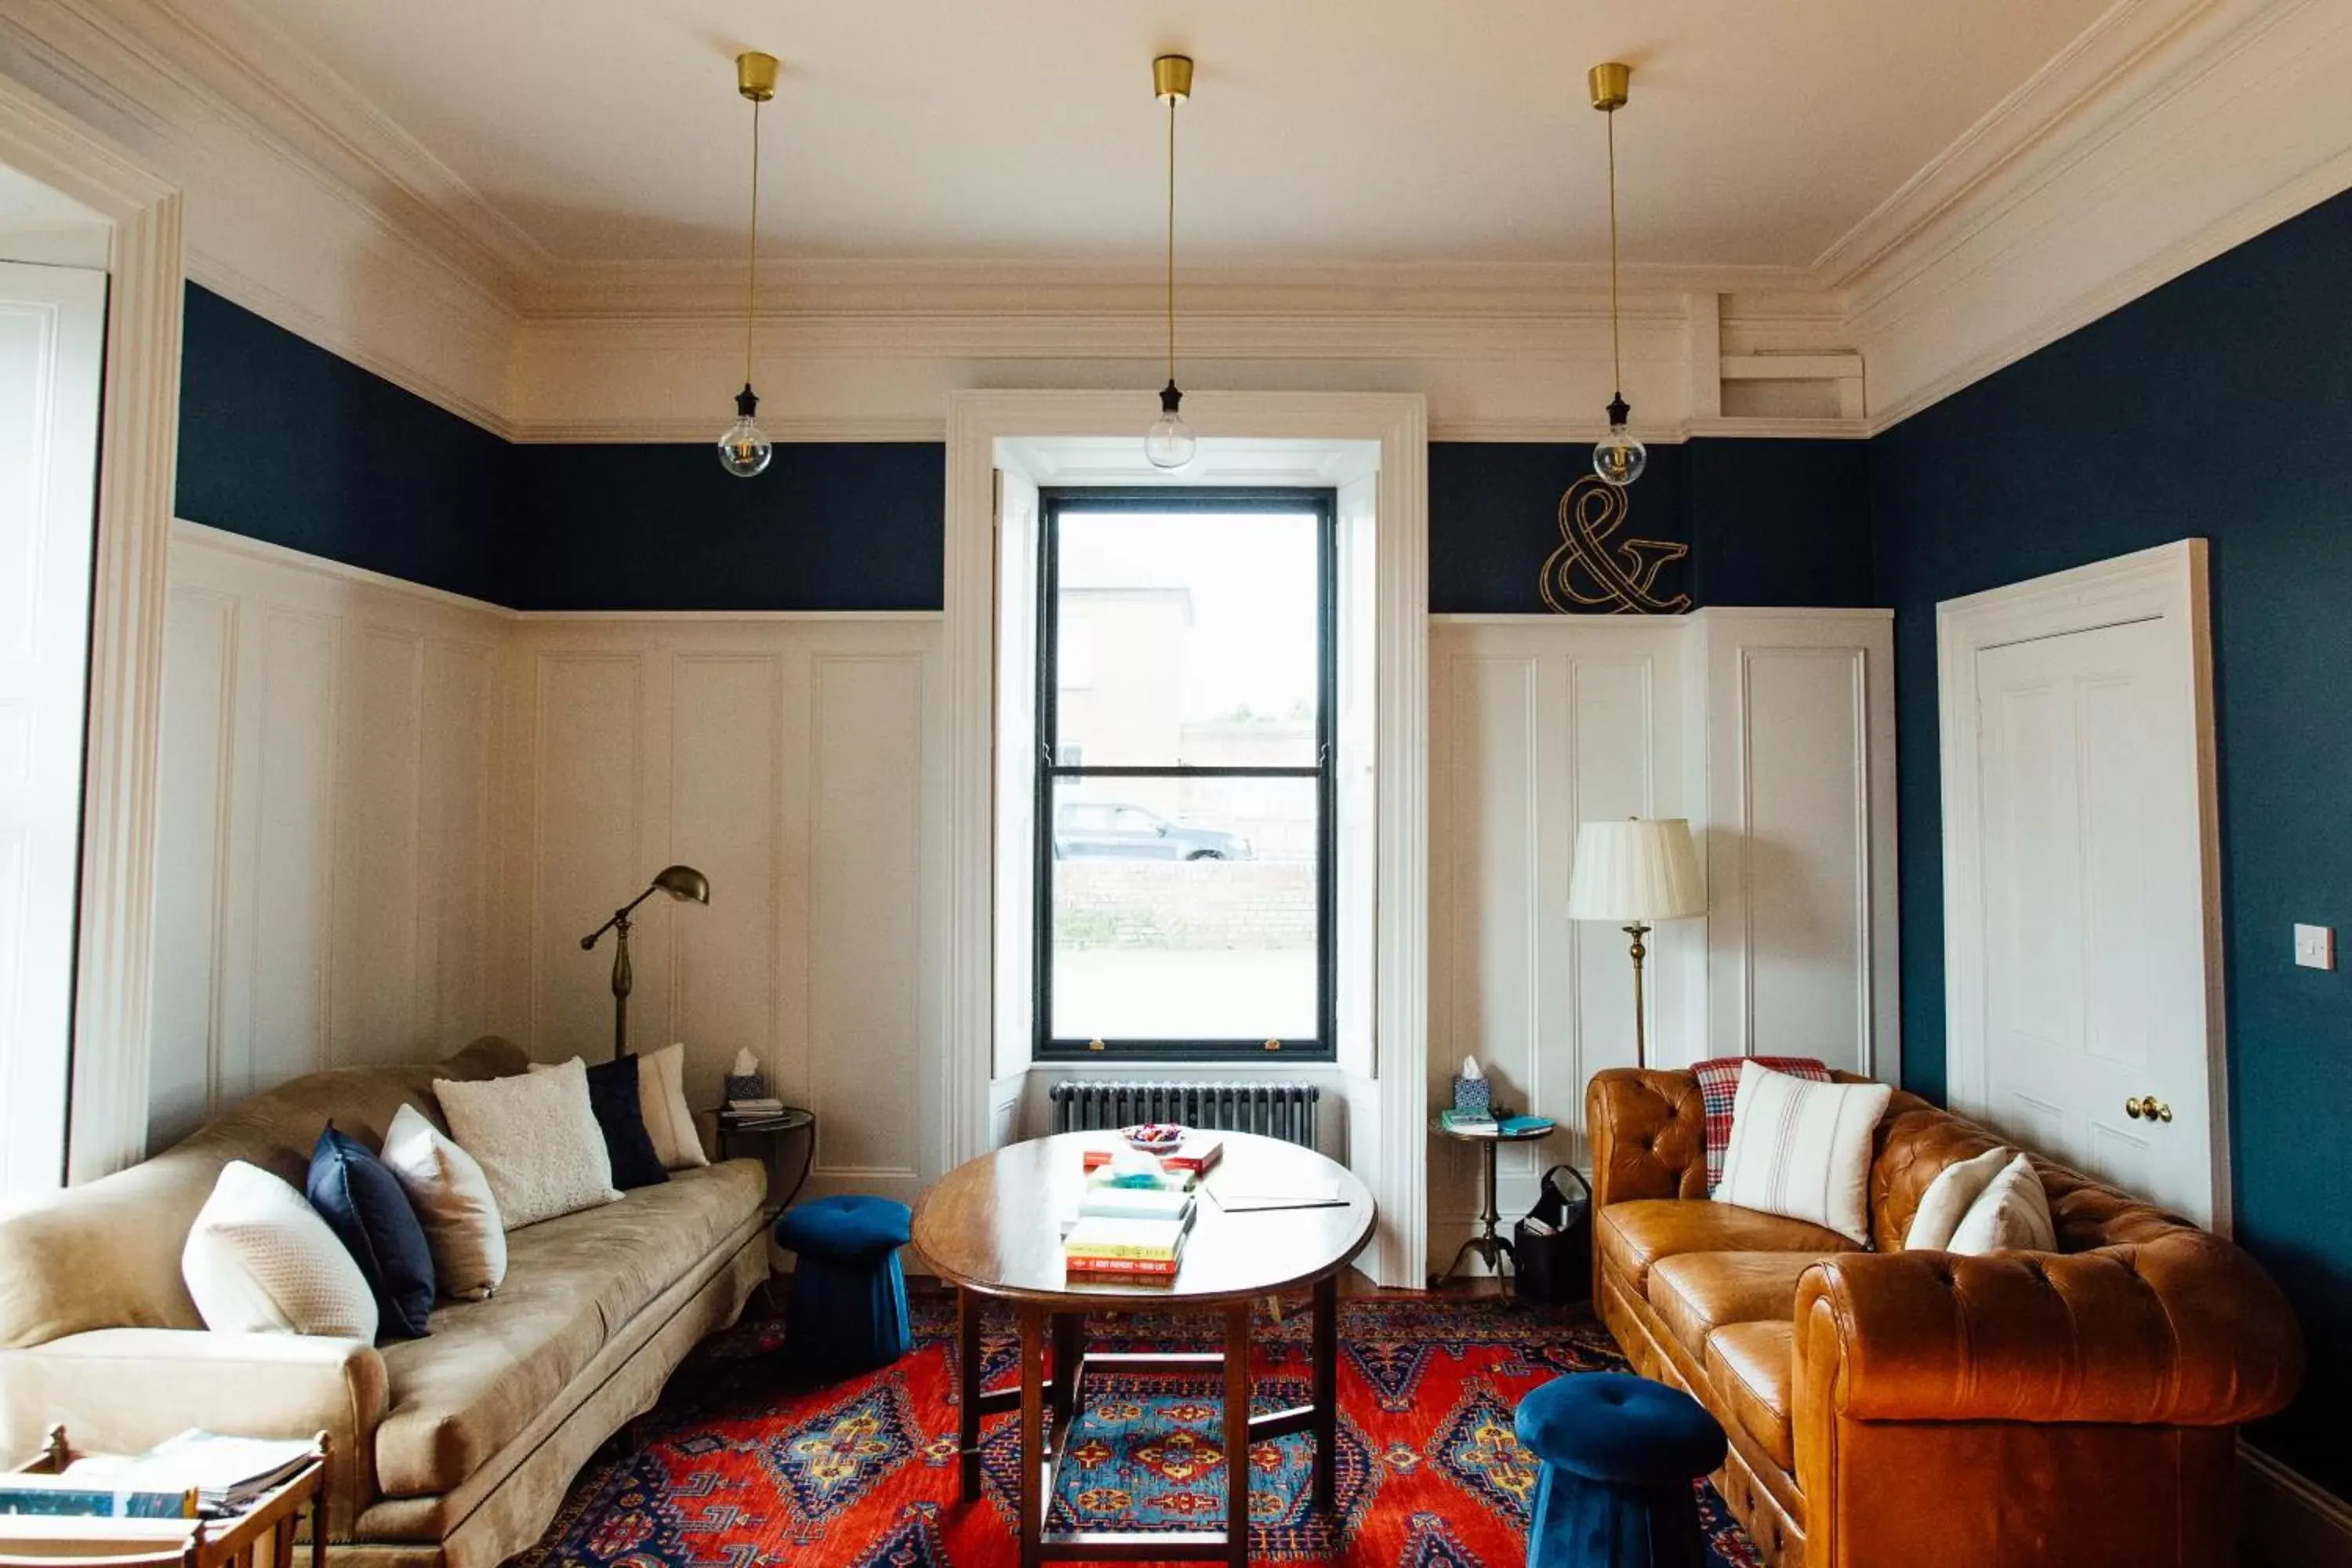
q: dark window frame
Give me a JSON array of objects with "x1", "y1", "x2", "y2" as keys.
[{"x1": 1034, "y1": 487, "x2": 1338, "y2": 1063}]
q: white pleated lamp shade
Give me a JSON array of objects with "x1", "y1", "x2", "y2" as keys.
[{"x1": 1566, "y1": 818, "x2": 1706, "y2": 922}]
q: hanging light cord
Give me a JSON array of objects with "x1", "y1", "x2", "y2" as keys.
[
  {"x1": 1605, "y1": 103, "x2": 1621, "y2": 402},
  {"x1": 1164, "y1": 94, "x2": 1178, "y2": 387},
  {"x1": 744, "y1": 95, "x2": 762, "y2": 390}
]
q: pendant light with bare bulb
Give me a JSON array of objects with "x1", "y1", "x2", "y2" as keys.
[
  {"x1": 1144, "y1": 53, "x2": 1197, "y2": 471},
  {"x1": 1588, "y1": 60, "x2": 1646, "y2": 488},
  {"x1": 717, "y1": 50, "x2": 778, "y2": 478}
]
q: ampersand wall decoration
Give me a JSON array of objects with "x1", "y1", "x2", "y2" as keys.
[{"x1": 1539, "y1": 474, "x2": 1692, "y2": 615}]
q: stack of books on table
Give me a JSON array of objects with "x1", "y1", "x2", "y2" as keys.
[
  {"x1": 1080, "y1": 1133, "x2": 1224, "y2": 1184},
  {"x1": 722, "y1": 1097, "x2": 791, "y2": 1128},
  {"x1": 1062, "y1": 1208, "x2": 1194, "y2": 1279},
  {"x1": 1438, "y1": 1106, "x2": 1497, "y2": 1134},
  {"x1": 1, "y1": 1430, "x2": 317, "y2": 1519}
]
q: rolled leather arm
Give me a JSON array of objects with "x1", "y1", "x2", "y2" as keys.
[
  {"x1": 1794, "y1": 1240, "x2": 2303, "y2": 1427},
  {"x1": 1584, "y1": 1069, "x2": 1708, "y2": 1211},
  {"x1": 0, "y1": 1329, "x2": 388, "y2": 1534}
]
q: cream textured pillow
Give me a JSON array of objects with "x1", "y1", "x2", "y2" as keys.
[
  {"x1": 1904, "y1": 1144, "x2": 2016, "y2": 1251},
  {"x1": 181, "y1": 1160, "x2": 379, "y2": 1339},
  {"x1": 1714, "y1": 1062, "x2": 1893, "y2": 1246},
  {"x1": 380, "y1": 1103, "x2": 507, "y2": 1300},
  {"x1": 1946, "y1": 1152, "x2": 2057, "y2": 1254},
  {"x1": 639, "y1": 1044, "x2": 708, "y2": 1170},
  {"x1": 434, "y1": 1058, "x2": 619, "y2": 1230}
]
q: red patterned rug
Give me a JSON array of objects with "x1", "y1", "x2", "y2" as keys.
[{"x1": 512, "y1": 1290, "x2": 1762, "y2": 1566}]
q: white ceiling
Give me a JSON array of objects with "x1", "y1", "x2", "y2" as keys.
[{"x1": 225, "y1": 0, "x2": 2108, "y2": 273}]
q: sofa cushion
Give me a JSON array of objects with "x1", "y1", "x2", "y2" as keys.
[
  {"x1": 372, "y1": 1161, "x2": 764, "y2": 1497},
  {"x1": 1646, "y1": 1251, "x2": 1835, "y2": 1361},
  {"x1": 1705, "y1": 1319, "x2": 1795, "y2": 1472},
  {"x1": 308, "y1": 1123, "x2": 436, "y2": 1339},
  {"x1": 1715, "y1": 1064, "x2": 1892, "y2": 1245},
  {"x1": 534, "y1": 1161, "x2": 765, "y2": 1336},
  {"x1": 1599, "y1": 1200, "x2": 1860, "y2": 1295},
  {"x1": 373, "y1": 1247, "x2": 608, "y2": 1497}
]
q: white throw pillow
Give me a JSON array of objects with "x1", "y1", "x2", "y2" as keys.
[
  {"x1": 379, "y1": 1103, "x2": 507, "y2": 1300},
  {"x1": 182, "y1": 1160, "x2": 379, "y2": 1340},
  {"x1": 1903, "y1": 1144, "x2": 2016, "y2": 1251},
  {"x1": 640, "y1": 1043, "x2": 709, "y2": 1170},
  {"x1": 1713, "y1": 1062, "x2": 1893, "y2": 1246},
  {"x1": 1946, "y1": 1152, "x2": 2058, "y2": 1254},
  {"x1": 434, "y1": 1058, "x2": 619, "y2": 1230}
]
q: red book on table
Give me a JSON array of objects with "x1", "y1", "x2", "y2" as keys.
[{"x1": 1081, "y1": 1135, "x2": 1224, "y2": 1176}]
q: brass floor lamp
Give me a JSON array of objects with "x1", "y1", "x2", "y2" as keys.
[
  {"x1": 1566, "y1": 818, "x2": 1705, "y2": 1069},
  {"x1": 580, "y1": 866, "x2": 710, "y2": 1058}
]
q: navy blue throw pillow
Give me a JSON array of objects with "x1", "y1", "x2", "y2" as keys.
[
  {"x1": 587, "y1": 1054, "x2": 670, "y2": 1191},
  {"x1": 307, "y1": 1121, "x2": 435, "y2": 1340}
]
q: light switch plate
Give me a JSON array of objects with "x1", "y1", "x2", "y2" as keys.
[{"x1": 2294, "y1": 924, "x2": 2336, "y2": 971}]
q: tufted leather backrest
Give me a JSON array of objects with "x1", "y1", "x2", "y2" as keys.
[{"x1": 1584, "y1": 1069, "x2": 1710, "y2": 1209}]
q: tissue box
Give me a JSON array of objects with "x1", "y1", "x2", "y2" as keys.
[
  {"x1": 1452, "y1": 1075, "x2": 1491, "y2": 1115},
  {"x1": 724, "y1": 1073, "x2": 768, "y2": 1104}
]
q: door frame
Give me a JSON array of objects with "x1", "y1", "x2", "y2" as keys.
[
  {"x1": 0, "y1": 76, "x2": 185, "y2": 1182},
  {"x1": 1935, "y1": 539, "x2": 2228, "y2": 1230}
]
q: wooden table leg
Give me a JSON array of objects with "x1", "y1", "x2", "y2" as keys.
[
  {"x1": 1224, "y1": 1301, "x2": 1251, "y2": 1567},
  {"x1": 1018, "y1": 1305, "x2": 1046, "y2": 1568},
  {"x1": 958, "y1": 1286, "x2": 984, "y2": 1502},
  {"x1": 1312, "y1": 1272, "x2": 1339, "y2": 1513},
  {"x1": 1049, "y1": 1308, "x2": 1083, "y2": 1455}
]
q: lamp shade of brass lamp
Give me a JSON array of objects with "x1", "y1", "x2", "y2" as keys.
[
  {"x1": 579, "y1": 866, "x2": 711, "y2": 1058},
  {"x1": 1566, "y1": 818, "x2": 1704, "y2": 1068}
]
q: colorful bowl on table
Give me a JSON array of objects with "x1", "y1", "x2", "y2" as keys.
[{"x1": 1120, "y1": 1123, "x2": 1186, "y2": 1154}]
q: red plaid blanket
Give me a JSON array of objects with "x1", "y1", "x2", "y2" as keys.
[{"x1": 1692, "y1": 1055, "x2": 1831, "y2": 1192}]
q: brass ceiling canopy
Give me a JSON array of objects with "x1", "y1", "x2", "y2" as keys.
[
  {"x1": 737, "y1": 50, "x2": 779, "y2": 103},
  {"x1": 1587, "y1": 61, "x2": 1629, "y2": 113},
  {"x1": 1153, "y1": 53, "x2": 1194, "y2": 105}
]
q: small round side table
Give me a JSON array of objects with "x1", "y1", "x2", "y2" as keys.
[
  {"x1": 1432, "y1": 1115, "x2": 1558, "y2": 1298},
  {"x1": 713, "y1": 1105, "x2": 816, "y2": 1216}
]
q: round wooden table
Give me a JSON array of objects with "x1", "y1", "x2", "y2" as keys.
[{"x1": 913, "y1": 1131, "x2": 1376, "y2": 1568}]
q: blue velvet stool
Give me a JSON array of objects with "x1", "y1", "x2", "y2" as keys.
[
  {"x1": 772, "y1": 1195, "x2": 913, "y2": 1375},
  {"x1": 1514, "y1": 1372, "x2": 1728, "y2": 1568}
]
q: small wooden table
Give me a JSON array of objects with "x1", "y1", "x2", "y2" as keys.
[
  {"x1": 1, "y1": 1427, "x2": 327, "y2": 1568},
  {"x1": 912, "y1": 1131, "x2": 1375, "y2": 1568}
]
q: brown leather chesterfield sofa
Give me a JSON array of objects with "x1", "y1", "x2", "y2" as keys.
[{"x1": 1584, "y1": 1068, "x2": 2302, "y2": 1568}]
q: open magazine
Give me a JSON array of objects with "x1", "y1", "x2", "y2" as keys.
[{"x1": 61, "y1": 1430, "x2": 316, "y2": 1517}]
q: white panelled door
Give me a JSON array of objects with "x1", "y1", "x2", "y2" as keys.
[
  {"x1": 1944, "y1": 543, "x2": 2223, "y2": 1227},
  {"x1": 0, "y1": 260, "x2": 107, "y2": 1194}
]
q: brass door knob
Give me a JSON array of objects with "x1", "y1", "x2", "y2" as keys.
[{"x1": 2123, "y1": 1095, "x2": 2173, "y2": 1123}]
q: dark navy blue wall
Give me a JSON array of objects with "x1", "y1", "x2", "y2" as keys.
[
  {"x1": 1428, "y1": 439, "x2": 1872, "y2": 613},
  {"x1": 176, "y1": 285, "x2": 517, "y2": 604},
  {"x1": 506, "y1": 443, "x2": 944, "y2": 612},
  {"x1": 1870, "y1": 184, "x2": 2352, "y2": 1489},
  {"x1": 174, "y1": 286, "x2": 946, "y2": 612}
]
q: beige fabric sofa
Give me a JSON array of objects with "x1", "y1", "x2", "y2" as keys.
[{"x1": 0, "y1": 1038, "x2": 768, "y2": 1568}]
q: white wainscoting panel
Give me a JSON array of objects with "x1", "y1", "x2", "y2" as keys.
[
  {"x1": 1425, "y1": 608, "x2": 1897, "y2": 1276},
  {"x1": 504, "y1": 618, "x2": 946, "y2": 1208},
  {"x1": 1691, "y1": 609, "x2": 1898, "y2": 1081},
  {"x1": 1427, "y1": 618, "x2": 1693, "y2": 1275},
  {"x1": 149, "y1": 524, "x2": 509, "y2": 1150}
]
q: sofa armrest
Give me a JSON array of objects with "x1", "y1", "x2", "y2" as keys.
[
  {"x1": 1584, "y1": 1069, "x2": 1708, "y2": 1211},
  {"x1": 1793, "y1": 1242, "x2": 2303, "y2": 1428},
  {"x1": 0, "y1": 1329, "x2": 388, "y2": 1534}
]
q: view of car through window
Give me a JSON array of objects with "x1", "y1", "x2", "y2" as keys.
[{"x1": 1041, "y1": 499, "x2": 1332, "y2": 1052}]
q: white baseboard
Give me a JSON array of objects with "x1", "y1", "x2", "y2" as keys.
[{"x1": 2242, "y1": 1442, "x2": 2352, "y2": 1568}]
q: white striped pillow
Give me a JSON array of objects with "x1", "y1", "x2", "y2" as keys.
[{"x1": 1713, "y1": 1062, "x2": 1892, "y2": 1245}]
